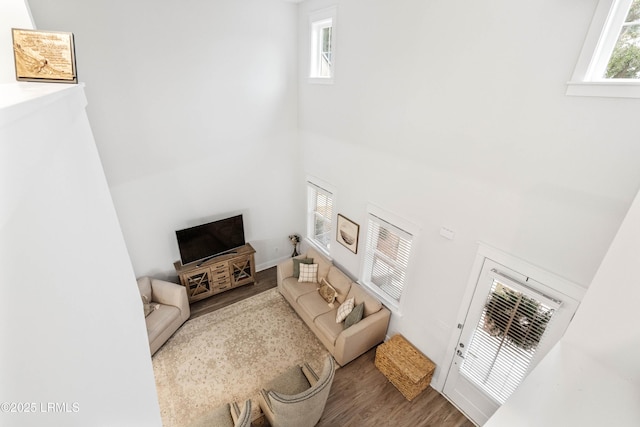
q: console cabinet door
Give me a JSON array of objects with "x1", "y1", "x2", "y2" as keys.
[
  {"x1": 230, "y1": 254, "x2": 255, "y2": 287},
  {"x1": 180, "y1": 267, "x2": 214, "y2": 302}
]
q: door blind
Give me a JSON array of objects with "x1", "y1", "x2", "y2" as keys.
[{"x1": 459, "y1": 277, "x2": 558, "y2": 404}]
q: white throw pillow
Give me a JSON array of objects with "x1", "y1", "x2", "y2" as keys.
[
  {"x1": 335, "y1": 297, "x2": 355, "y2": 323},
  {"x1": 298, "y1": 263, "x2": 319, "y2": 283},
  {"x1": 142, "y1": 295, "x2": 159, "y2": 317}
]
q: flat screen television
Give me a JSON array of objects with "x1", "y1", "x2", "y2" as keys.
[{"x1": 176, "y1": 214, "x2": 245, "y2": 265}]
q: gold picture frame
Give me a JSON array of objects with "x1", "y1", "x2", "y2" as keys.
[
  {"x1": 336, "y1": 214, "x2": 359, "y2": 254},
  {"x1": 12, "y1": 28, "x2": 77, "y2": 83}
]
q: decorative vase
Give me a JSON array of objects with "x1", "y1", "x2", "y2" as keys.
[{"x1": 288, "y1": 234, "x2": 301, "y2": 257}]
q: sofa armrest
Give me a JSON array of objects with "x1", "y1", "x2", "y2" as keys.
[
  {"x1": 151, "y1": 278, "x2": 190, "y2": 321},
  {"x1": 333, "y1": 306, "x2": 391, "y2": 366},
  {"x1": 277, "y1": 258, "x2": 295, "y2": 288}
]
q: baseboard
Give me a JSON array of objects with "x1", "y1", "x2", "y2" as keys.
[{"x1": 256, "y1": 254, "x2": 290, "y2": 272}]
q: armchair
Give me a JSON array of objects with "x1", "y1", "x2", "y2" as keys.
[
  {"x1": 258, "y1": 355, "x2": 336, "y2": 427},
  {"x1": 189, "y1": 400, "x2": 252, "y2": 427},
  {"x1": 137, "y1": 276, "x2": 190, "y2": 355}
]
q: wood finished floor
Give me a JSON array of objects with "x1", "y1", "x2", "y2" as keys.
[{"x1": 189, "y1": 266, "x2": 474, "y2": 427}]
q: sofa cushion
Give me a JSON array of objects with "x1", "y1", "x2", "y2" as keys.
[
  {"x1": 264, "y1": 365, "x2": 312, "y2": 396},
  {"x1": 189, "y1": 403, "x2": 234, "y2": 427},
  {"x1": 298, "y1": 292, "x2": 335, "y2": 321},
  {"x1": 145, "y1": 304, "x2": 180, "y2": 343},
  {"x1": 344, "y1": 302, "x2": 364, "y2": 329},
  {"x1": 347, "y1": 284, "x2": 382, "y2": 317},
  {"x1": 298, "y1": 263, "x2": 319, "y2": 283},
  {"x1": 327, "y1": 267, "x2": 353, "y2": 304},
  {"x1": 305, "y1": 248, "x2": 332, "y2": 281},
  {"x1": 292, "y1": 257, "x2": 313, "y2": 278},
  {"x1": 281, "y1": 277, "x2": 317, "y2": 302},
  {"x1": 314, "y1": 310, "x2": 343, "y2": 346}
]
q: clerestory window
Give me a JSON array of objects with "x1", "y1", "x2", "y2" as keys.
[
  {"x1": 605, "y1": 0, "x2": 640, "y2": 78},
  {"x1": 309, "y1": 6, "x2": 336, "y2": 83},
  {"x1": 567, "y1": 0, "x2": 640, "y2": 98}
]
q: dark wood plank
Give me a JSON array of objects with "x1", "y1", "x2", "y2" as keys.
[{"x1": 319, "y1": 349, "x2": 474, "y2": 427}]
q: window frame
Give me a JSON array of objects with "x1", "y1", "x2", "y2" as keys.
[
  {"x1": 308, "y1": 6, "x2": 337, "y2": 84},
  {"x1": 306, "y1": 177, "x2": 335, "y2": 256},
  {"x1": 359, "y1": 205, "x2": 419, "y2": 313},
  {"x1": 567, "y1": 0, "x2": 640, "y2": 98}
]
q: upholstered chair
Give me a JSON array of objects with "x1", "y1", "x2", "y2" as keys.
[
  {"x1": 258, "y1": 355, "x2": 336, "y2": 427},
  {"x1": 137, "y1": 276, "x2": 190, "y2": 355},
  {"x1": 188, "y1": 399, "x2": 252, "y2": 427}
]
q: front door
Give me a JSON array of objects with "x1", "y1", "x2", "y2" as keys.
[{"x1": 443, "y1": 258, "x2": 579, "y2": 425}]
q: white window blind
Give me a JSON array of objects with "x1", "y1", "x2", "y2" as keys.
[
  {"x1": 362, "y1": 214, "x2": 413, "y2": 304},
  {"x1": 459, "y1": 273, "x2": 561, "y2": 404},
  {"x1": 307, "y1": 181, "x2": 333, "y2": 251}
]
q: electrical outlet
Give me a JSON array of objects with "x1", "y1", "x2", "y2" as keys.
[{"x1": 439, "y1": 227, "x2": 455, "y2": 240}]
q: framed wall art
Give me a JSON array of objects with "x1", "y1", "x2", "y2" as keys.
[
  {"x1": 336, "y1": 214, "x2": 359, "y2": 254},
  {"x1": 12, "y1": 28, "x2": 77, "y2": 83}
]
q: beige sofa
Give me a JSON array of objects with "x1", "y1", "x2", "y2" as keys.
[
  {"x1": 137, "y1": 276, "x2": 190, "y2": 355},
  {"x1": 277, "y1": 248, "x2": 391, "y2": 366}
]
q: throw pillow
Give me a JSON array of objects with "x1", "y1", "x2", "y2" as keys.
[
  {"x1": 335, "y1": 297, "x2": 355, "y2": 323},
  {"x1": 292, "y1": 257, "x2": 314, "y2": 278},
  {"x1": 344, "y1": 302, "x2": 364, "y2": 329},
  {"x1": 142, "y1": 295, "x2": 159, "y2": 317},
  {"x1": 298, "y1": 263, "x2": 319, "y2": 283},
  {"x1": 318, "y1": 278, "x2": 337, "y2": 305}
]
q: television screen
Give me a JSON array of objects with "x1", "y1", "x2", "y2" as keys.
[{"x1": 176, "y1": 214, "x2": 245, "y2": 265}]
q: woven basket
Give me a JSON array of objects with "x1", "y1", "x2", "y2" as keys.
[{"x1": 375, "y1": 334, "x2": 435, "y2": 401}]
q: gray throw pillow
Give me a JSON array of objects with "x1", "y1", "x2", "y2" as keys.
[
  {"x1": 344, "y1": 302, "x2": 364, "y2": 329},
  {"x1": 292, "y1": 257, "x2": 314, "y2": 278}
]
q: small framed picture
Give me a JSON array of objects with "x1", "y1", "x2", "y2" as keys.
[
  {"x1": 336, "y1": 214, "x2": 359, "y2": 254},
  {"x1": 12, "y1": 28, "x2": 77, "y2": 83}
]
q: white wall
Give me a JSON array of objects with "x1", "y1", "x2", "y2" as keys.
[
  {"x1": 27, "y1": 0, "x2": 303, "y2": 277},
  {"x1": 0, "y1": 84, "x2": 161, "y2": 426},
  {"x1": 297, "y1": 0, "x2": 640, "y2": 386},
  {"x1": 562, "y1": 191, "x2": 640, "y2": 385}
]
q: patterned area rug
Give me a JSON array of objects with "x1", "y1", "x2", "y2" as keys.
[{"x1": 152, "y1": 288, "x2": 329, "y2": 427}]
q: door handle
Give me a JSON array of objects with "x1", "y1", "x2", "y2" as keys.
[{"x1": 456, "y1": 349, "x2": 465, "y2": 359}]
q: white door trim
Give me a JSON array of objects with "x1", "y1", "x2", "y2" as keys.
[{"x1": 433, "y1": 242, "x2": 586, "y2": 394}]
